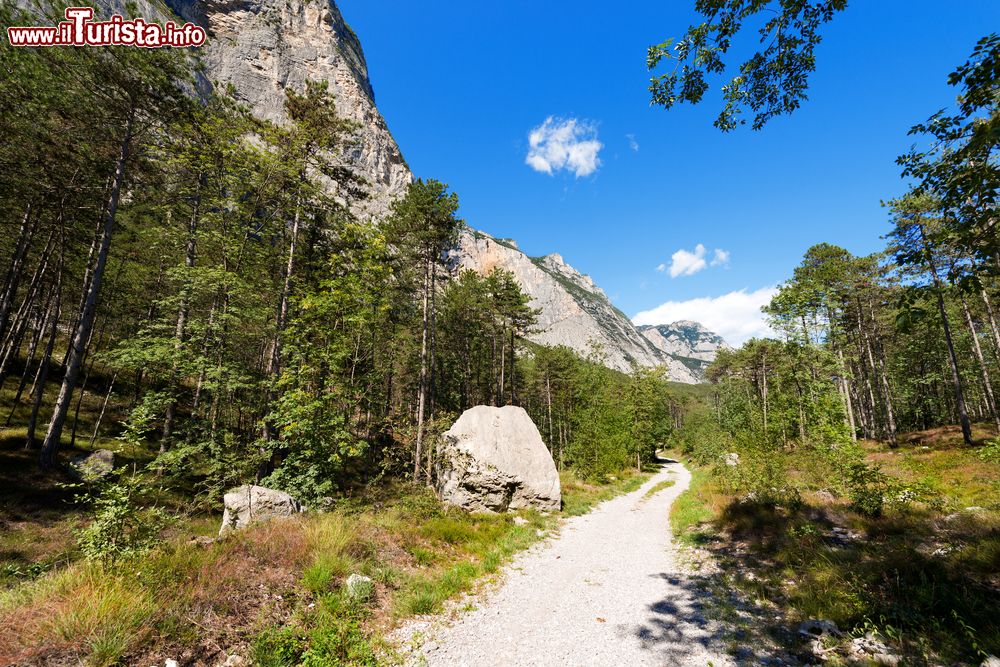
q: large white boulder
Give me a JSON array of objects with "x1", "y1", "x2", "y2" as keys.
[
  {"x1": 218, "y1": 485, "x2": 303, "y2": 536},
  {"x1": 436, "y1": 406, "x2": 561, "y2": 512}
]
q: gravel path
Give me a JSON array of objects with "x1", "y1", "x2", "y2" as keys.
[{"x1": 396, "y1": 461, "x2": 736, "y2": 666}]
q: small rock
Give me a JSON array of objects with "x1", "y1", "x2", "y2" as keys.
[
  {"x1": 965, "y1": 506, "x2": 985, "y2": 512},
  {"x1": 189, "y1": 536, "x2": 215, "y2": 547},
  {"x1": 69, "y1": 449, "x2": 115, "y2": 481},
  {"x1": 850, "y1": 633, "x2": 886, "y2": 654},
  {"x1": 344, "y1": 573, "x2": 374, "y2": 601},
  {"x1": 815, "y1": 489, "x2": 836, "y2": 503},
  {"x1": 982, "y1": 656, "x2": 1000, "y2": 667},
  {"x1": 512, "y1": 516, "x2": 529, "y2": 526},
  {"x1": 218, "y1": 485, "x2": 303, "y2": 536},
  {"x1": 724, "y1": 452, "x2": 740, "y2": 466},
  {"x1": 798, "y1": 619, "x2": 842, "y2": 639},
  {"x1": 220, "y1": 656, "x2": 246, "y2": 667},
  {"x1": 165, "y1": 660, "x2": 179, "y2": 667}
]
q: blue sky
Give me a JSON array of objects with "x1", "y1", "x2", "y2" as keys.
[{"x1": 338, "y1": 1, "x2": 999, "y2": 343}]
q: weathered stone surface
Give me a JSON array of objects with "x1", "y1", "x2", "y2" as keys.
[
  {"x1": 68, "y1": 0, "x2": 411, "y2": 221},
  {"x1": 68, "y1": 449, "x2": 115, "y2": 480},
  {"x1": 437, "y1": 406, "x2": 560, "y2": 512},
  {"x1": 345, "y1": 573, "x2": 374, "y2": 601},
  {"x1": 798, "y1": 619, "x2": 842, "y2": 639},
  {"x1": 165, "y1": 0, "x2": 411, "y2": 220},
  {"x1": 219, "y1": 485, "x2": 303, "y2": 535}
]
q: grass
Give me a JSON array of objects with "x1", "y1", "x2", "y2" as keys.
[
  {"x1": 667, "y1": 430, "x2": 1000, "y2": 664},
  {"x1": 559, "y1": 469, "x2": 652, "y2": 516},
  {"x1": 0, "y1": 465, "x2": 651, "y2": 665},
  {"x1": 665, "y1": 462, "x2": 724, "y2": 546},
  {"x1": 642, "y1": 477, "x2": 676, "y2": 499}
]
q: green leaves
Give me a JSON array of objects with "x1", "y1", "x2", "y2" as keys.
[{"x1": 649, "y1": 0, "x2": 847, "y2": 131}]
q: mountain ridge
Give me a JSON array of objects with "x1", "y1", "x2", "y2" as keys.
[{"x1": 454, "y1": 229, "x2": 728, "y2": 383}]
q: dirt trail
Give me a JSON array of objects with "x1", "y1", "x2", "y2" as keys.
[{"x1": 396, "y1": 461, "x2": 736, "y2": 666}]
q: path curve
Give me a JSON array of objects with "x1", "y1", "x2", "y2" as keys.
[{"x1": 397, "y1": 461, "x2": 735, "y2": 666}]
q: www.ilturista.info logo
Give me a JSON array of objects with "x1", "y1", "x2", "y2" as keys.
[{"x1": 6, "y1": 7, "x2": 206, "y2": 47}]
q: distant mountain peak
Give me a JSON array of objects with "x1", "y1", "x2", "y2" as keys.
[{"x1": 637, "y1": 322, "x2": 730, "y2": 380}]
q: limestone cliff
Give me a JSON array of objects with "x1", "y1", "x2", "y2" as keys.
[
  {"x1": 164, "y1": 0, "x2": 413, "y2": 219},
  {"x1": 454, "y1": 230, "x2": 707, "y2": 382}
]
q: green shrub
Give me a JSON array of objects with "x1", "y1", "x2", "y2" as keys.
[
  {"x1": 252, "y1": 627, "x2": 304, "y2": 667},
  {"x1": 977, "y1": 438, "x2": 1000, "y2": 464},
  {"x1": 291, "y1": 591, "x2": 378, "y2": 666},
  {"x1": 720, "y1": 448, "x2": 802, "y2": 509},
  {"x1": 74, "y1": 473, "x2": 170, "y2": 562}
]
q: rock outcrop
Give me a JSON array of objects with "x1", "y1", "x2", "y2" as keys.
[
  {"x1": 158, "y1": 0, "x2": 412, "y2": 220},
  {"x1": 50, "y1": 0, "x2": 409, "y2": 219},
  {"x1": 219, "y1": 485, "x2": 304, "y2": 535},
  {"x1": 436, "y1": 405, "x2": 560, "y2": 513}
]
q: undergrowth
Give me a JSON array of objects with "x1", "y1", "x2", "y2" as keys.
[
  {"x1": 0, "y1": 467, "x2": 650, "y2": 665},
  {"x1": 665, "y1": 434, "x2": 1000, "y2": 664}
]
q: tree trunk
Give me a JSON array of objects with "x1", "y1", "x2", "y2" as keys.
[
  {"x1": 981, "y1": 287, "x2": 1000, "y2": 365},
  {"x1": 0, "y1": 206, "x2": 36, "y2": 346},
  {"x1": 39, "y1": 108, "x2": 133, "y2": 468},
  {"x1": 26, "y1": 252, "x2": 63, "y2": 449},
  {"x1": 162, "y1": 184, "x2": 201, "y2": 452},
  {"x1": 257, "y1": 191, "x2": 301, "y2": 480},
  {"x1": 0, "y1": 232, "x2": 55, "y2": 384},
  {"x1": 413, "y1": 257, "x2": 430, "y2": 483},
  {"x1": 546, "y1": 373, "x2": 554, "y2": 450},
  {"x1": 89, "y1": 373, "x2": 117, "y2": 447},
  {"x1": 959, "y1": 294, "x2": 1000, "y2": 431},
  {"x1": 920, "y1": 227, "x2": 973, "y2": 445},
  {"x1": 836, "y1": 348, "x2": 858, "y2": 441},
  {"x1": 6, "y1": 282, "x2": 54, "y2": 424}
]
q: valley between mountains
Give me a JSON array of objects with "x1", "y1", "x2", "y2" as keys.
[{"x1": 2, "y1": 0, "x2": 999, "y2": 666}]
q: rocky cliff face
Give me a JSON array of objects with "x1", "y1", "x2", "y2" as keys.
[
  {"x1": 454, "y1": 230, "x2": 710, "y2": 382},
  {"x1": 638, "y1": 321, "x2": 730, "y2": 381},
  {"x1": 163, "y1": 0, "x2": 412, "y2": 219},
  {"x1": 70, "y1": 0, "x2": 410, "y2": 217}
]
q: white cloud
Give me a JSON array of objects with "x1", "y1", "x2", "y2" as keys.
[
  {"x1": 666, "y1": 244, "x2": 707, "y2": 277},
  {"x1": 525, "y1": 117, "x2": 603, "y2": 178},
  {"x1": 711, "y1": 249, "x2": 730, "y2": 267},
  {"x1": 633, "y1": 286, "x2": 778, "y2": 346},
  {"x1": 658, "y1": 244, "x2": 730, "y2": 278},
  {"x1": 626, "y1": 133, "x2": 639, "y2": 152}
]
